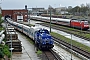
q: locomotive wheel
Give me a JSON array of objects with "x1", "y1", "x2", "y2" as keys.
[
  {"x1": 35, "y1": 41, "x2": 38, "y2": 47},
  {"x1": 39, "y1": 44, "x2": 41, "y2": 49}
]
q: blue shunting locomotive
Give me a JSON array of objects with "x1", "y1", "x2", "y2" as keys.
[
  {"x1": 6, "y1": 17, "x2": 54, "y2": 49},
  {"x1": 33, "y1": 27, "x2": 54, "y2": 49}
]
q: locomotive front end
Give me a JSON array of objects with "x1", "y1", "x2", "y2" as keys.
[
  {"x1": 83, "y1": 21, "x2": 89, "y2": 30},
  {"x1": 41, "y1": 33, "x2": 54, "y2": 49},
  {"x1": 37, "y1": 29, "x2": 54, "y2": 49}
]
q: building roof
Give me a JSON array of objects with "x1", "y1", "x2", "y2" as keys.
[{"x1": 2, "y1": 9, "x2": 27, "y2": 10}]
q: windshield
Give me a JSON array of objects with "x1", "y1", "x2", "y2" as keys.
[
  {"x1": 84, "y1": 21, "x2": 88, "y2": 25},
  {"x1": 39, "y1": 29, "x2": 49, "y2": 34}
]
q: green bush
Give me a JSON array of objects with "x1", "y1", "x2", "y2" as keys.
[
  {"x1": 36, "y1": 50, "x2": 42, "y2": 55},
  {"x1": 0, "y1": 14, "x2": 3, "y2": 27},
  {"x1": 0, "y1": 49, "x2": 4, "y2": 58},
  {"x1": 3, "y1": 45, "x2": 11, "y2": 58}
]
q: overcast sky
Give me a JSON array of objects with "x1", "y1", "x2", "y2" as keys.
[{"x1": 1, "y1": 0, "x2": 90, "y2": 9}]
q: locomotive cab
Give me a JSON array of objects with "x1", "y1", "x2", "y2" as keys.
[{"x1": 83, "y1": 20, "x2": 89, "y2": 30}]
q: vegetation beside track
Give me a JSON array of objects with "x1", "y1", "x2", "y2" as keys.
[
  {"x1": 0, "y1": 14, "x2": 4, "y2": 31},
  {"x1": 51, "y1": 32, "x2": 90, "y2": 52},
  {"x1": 0, "y1": 44, "x2": 11, "y2": 58},
  {"x1": 36, "y1": 50, "x2": 42, "y2": 55},
  {"x1": 0, "y1": 15, "x2": 11, "y2": 58}
]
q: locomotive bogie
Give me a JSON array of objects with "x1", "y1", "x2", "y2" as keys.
[{"x1": 40, "y1": 44, "x2": 54, "y2": 49}]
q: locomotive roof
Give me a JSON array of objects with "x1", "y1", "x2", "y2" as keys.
[
  {"x1": 40, "y1": 33, "x2": 51, "y2": 38},
  {"x1": 31, "y1": 26, "x2": 48, "y2": 33},
  {"x1": 31, "y1": 16, "x2": 71, "y2": 22},
  {"x1": 41, "y1": 16, "x2": 71, "y2": 22},
  {"x1": 55, "y1": 18, "x2": 71, "y2": 22},
  {"x1": 71, "y1": 19, "x2": 88, "y2": 21},
  {"x1": 31, "y1": 26, "x2": 42, "y2": 31}
]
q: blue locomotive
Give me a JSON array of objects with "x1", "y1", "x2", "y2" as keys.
[
  {"x1": 5, "y1": 16, "x2": 54, "y2": 49},
  {"x1": 33, "y1": 27, "x2": 54, "y2": 49}
]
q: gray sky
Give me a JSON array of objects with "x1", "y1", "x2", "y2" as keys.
[{"x1": 1, "y1": 0, "x2": 90, "y2": 9}]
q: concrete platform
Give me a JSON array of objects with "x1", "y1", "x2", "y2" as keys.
[{"x1": 12, "y1": 32, "x2": 40, "y2": 60}]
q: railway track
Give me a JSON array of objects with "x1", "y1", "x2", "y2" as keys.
[
  {"x1": 36, "y1": 22, "x2": 90, "y2": 59},
  {"x1": 26, "y1": 19, "x2": 90, "y2": 59},
  {"x1": 53, "y1": 36, "x2": 90, "y2": 59},
  {"x1": 43, "y1": 49, "x2": 62, "y2": 60},
  {"x1": 39, "y1": 23, "x2": 90, "y2": 41}
]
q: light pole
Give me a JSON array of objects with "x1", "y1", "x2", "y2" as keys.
[
  {"x1": 27, "y1": 8, "x2": 32, "y2": 25},
  {"x1": 71, "y1": 33, "x2": 72, "y2": 60},
  {"x1": 71, "y1": 21, "x2": 74, "y2": 60},
  {"x1": 80, "y1": 21, "x2": 82, "y2": 33},
  {"x1": 28, "y1": 17, "x2": 30, "y2": 26},
  {"x1": 28, "y1": 11, "x2": 30, "y2": 25},
  {"x1": 5, "y1": 17, "x2": 14, "y2": 60},
  {"x1": 9, "y1": 29, "x2": 14, "y2": 60},
  {"x1": 10, "y1": 32, "x2": 12, "y2": 60},
  {"x1": 49, "y1": 5, "x2": 51, "y2": 33}
]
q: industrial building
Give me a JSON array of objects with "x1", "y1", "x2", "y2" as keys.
[
  {"x1": 2, "y1": 9, "x2": 28, "y2": 22},
  {"x1": 31, "y1": 8, "x2": 45, "y2": 15}
]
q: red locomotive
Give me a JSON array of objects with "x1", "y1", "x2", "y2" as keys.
[{"x1": 70, "y1": 19, "x2": 89, "y2": 30}]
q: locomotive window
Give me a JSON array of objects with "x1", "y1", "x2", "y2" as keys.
[
  {"x1": 39, "y1": 29, "x2": 49, "y2": 34},
  {"x1": 84, "y1": 21, "x2": 88, "y2": 24},
  {"x1": 40, "y1": 30, "x2": 45, "y2": 34},
  {"x1": 45, "y1": 30, "x2": 49, "y2": 34}
]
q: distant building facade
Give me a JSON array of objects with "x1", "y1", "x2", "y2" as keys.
[
  {"x1": 31, "y1": 8, "x2": 45, "y2": 15},
  {"x1": 0, "y1": 7, "x2": 1, "y2": 14},
  {"x1": 55, "y1": 7, "x2": 68, "y2": 14},
  {"x1": 2, "y1": 9, "x2": 28, "y2": 22}
]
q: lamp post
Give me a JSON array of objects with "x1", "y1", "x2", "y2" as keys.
[
  {"x1": 49, "y1": 5, "x2": 51, "y2": 33},
  {"x1": 10, "y1": 33, "x2": 12, "y2": 60},
  {"x1": 27, "y1": 8, "x2": 32, "y2": 26},
  {"x1": 71, "y1": 21, "x2": 74, "y2": 60},
  {"x1": 71, "y1": 33, "x2": 72, "y2": 60},
  {"x1": 9, "y1": 29, "x2": 14, "y2": 60},
  {"x1": 28, "y1": 11, "x2": 30, "y2": 25},
  {"x1": 80, "y1": 21, "x2": 82, "y2": 34}
]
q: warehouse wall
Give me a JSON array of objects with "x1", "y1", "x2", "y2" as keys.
[{"x1": 2, "y1": 9, "x2": 28, "y2": 22}]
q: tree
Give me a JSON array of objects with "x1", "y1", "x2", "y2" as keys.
[
  {"x1": 0, "y1": 14, "x2": 3, "y2": 27},
  {"x1": 86, "y1": 3, "x2": 90, "y2": 15}
]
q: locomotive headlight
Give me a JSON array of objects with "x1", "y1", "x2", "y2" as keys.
[
  {"x1": 43, "y1": 40, "x2": 46, "y2": 44},
  {"x1": 50, "y1": 39, "x2": 53, "y2": 42},
  {"x1": 42, "y1": 39, "x2": 46, "y2": 44},
  {"x1": 50, "y1": 39, "x2": 53, "y2": 44},
  {"x1": 42, "y1": 42, "x2": 45, "y2": 44},
  {"x1": 84, "y1": 25, "x2": 89, "y2": 27}
]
